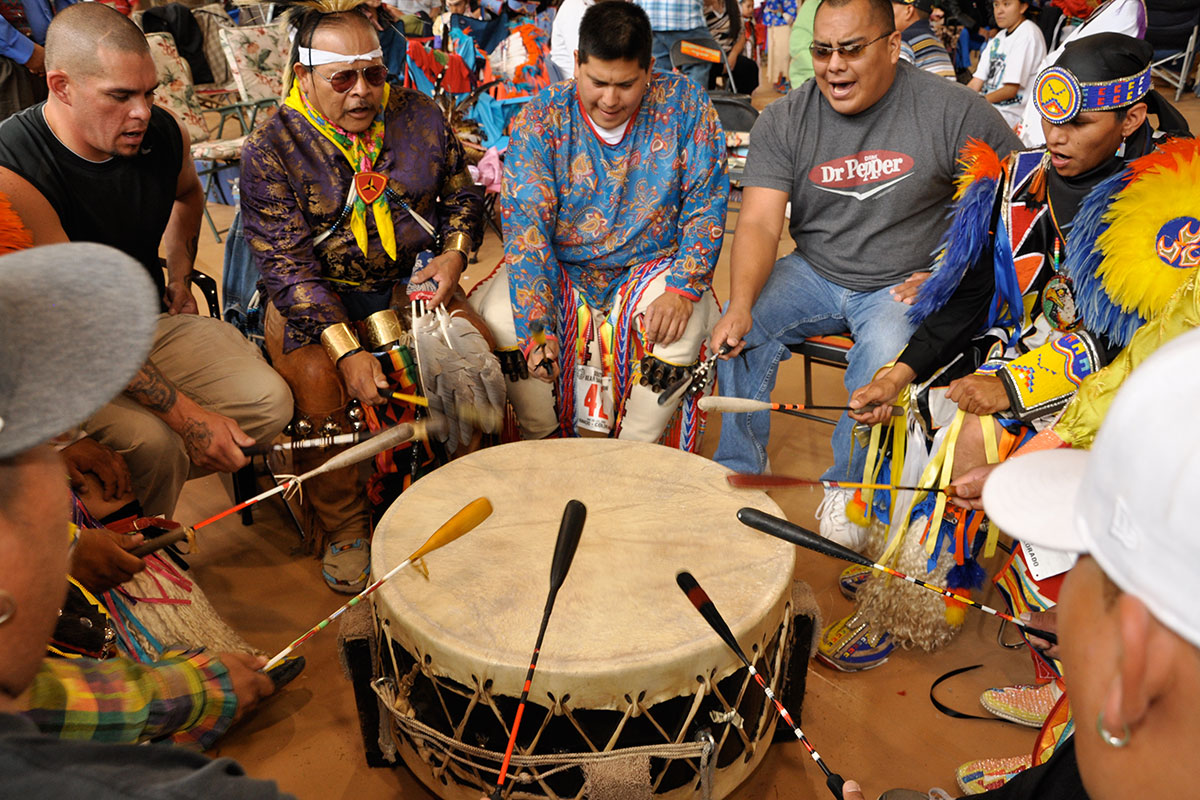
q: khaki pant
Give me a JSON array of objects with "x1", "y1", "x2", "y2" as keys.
[
  {"x1": 264, "y1": 303, "x2": 368, "y2": 552},
  {"x1": 470, "y1": 264, "x2": 718, "y2": 442},
  {"x1": 83, "y1": 313, "x2": 293, "y2": 518}
]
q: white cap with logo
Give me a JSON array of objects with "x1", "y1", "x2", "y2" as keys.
[{"x1": 983, "y1": 327, "x2": 1200, "y2": 649}]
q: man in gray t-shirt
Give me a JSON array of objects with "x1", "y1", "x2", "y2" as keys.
[{"x1": 711, "y1": 0, "x2": 1019, "y2": 546}]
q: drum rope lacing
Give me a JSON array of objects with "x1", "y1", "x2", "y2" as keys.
[
  {"x1": 372, "y1": 679, "x2": 717, "y2": 799},
  {"x1": 368, "y1": 599, "x2": 795, "y2": 800}
]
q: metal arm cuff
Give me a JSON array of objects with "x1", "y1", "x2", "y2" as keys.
[
  {"x1": 441, "y1": 231, "x2": 473, "y2": 261},
  {"x1": 320, "y1": 322, "x2": 362, "y2": 364},
  {"x1": 362, "y1": 308, "x2": 404, "y2": 351}
]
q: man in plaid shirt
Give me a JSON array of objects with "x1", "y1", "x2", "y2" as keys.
[{"x1": 634, "y1": 0, "x2": 711, "y2": 86}]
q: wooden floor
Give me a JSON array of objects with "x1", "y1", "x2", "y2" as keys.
[{"x1": 179, "y1": 86, "x2": 1200, "y2": 800}]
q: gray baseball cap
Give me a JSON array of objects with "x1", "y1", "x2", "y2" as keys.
[{"x1": 0, "y1": 243, "x2": 158, "y2": 459}]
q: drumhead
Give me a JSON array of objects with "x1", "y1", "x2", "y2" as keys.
[{"x1": 373, "y1": 439, "x2": 794, "y2": 709}]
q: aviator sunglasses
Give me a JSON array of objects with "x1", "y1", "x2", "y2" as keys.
[
  {"x1": 809, "y1": 32, "x2": 890, "y2": 61},
  {"x1": 310, "y1": 63, "x2": 389, "y2": 93}
]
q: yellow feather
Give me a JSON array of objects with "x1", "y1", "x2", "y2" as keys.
[{"x1": 1096, "y1": 143, "x2": 1200, "y2": 320}]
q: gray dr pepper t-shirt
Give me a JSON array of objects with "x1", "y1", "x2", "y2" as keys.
[{"x1": 741, "y1": 61, "x2": 1022, "y2": 292}]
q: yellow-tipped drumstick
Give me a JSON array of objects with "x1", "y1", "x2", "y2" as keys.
[{"x1": 262, "y1": 497, "x2": 493, "y2": 671}]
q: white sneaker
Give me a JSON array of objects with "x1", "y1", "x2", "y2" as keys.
[{"x1": 816, "y1": 488, "x2": 868, "y2": 552}]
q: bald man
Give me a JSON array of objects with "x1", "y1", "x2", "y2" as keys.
[{"x1": 0, "y1": 3, "x2": 292, "y2": 519}]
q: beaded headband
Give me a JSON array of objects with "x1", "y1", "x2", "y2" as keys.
[{"x1": 1033, "y1": 63, "x2": 1152, "y2": 124}]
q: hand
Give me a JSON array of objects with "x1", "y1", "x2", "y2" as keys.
[
  {"x1": 710, "y1": 305, "x2": 752, "y2": 358},
  {"x1": 338, "y1": 350, "x2": 389, "y2": 406},
  {"x1": 841, "y1": 779, "x2": 867, "y2": 800},
  {"x1": 176, "y1": 407, "x2": 253, "y2": 473},
  {"x1": 526, "y1": 335, "x2": 560, "y2": 383},
  {"x1": 411, "y1": 251, "x2": 466, "y2": 309},
  {"x1": 848, "y1": 365, "x2": 914, "y2": 425},
  {"x1": 1022, "y1": 611, "x2": 1060, "y2": 660},
  {"x1": 70, "y1": 528, "x2": 146, "y2": 593},
  {"x1": 164, "y1": 278, "x2": 199, "y2": 315},
  {"x1": 62, "y1": 437, "x2": 131, "y2": 502},
  {"x1": 946, "y1": 374, "x2": 1009, "y2": 415},
  {"x1": 948, "y1": 463, "x2": 998, "y2": 510},
  {"x1": 889, "y1": 271, "x2": 930, "y2": 305},
  {"x1": 641, "y1": 292, "x2": 694, "y2": 349},
  {"x1": 218, "y1": 652, "x2": 275, "y2": 722},
  {"x1": 24, "y1": 44, "x2": 45, "y2": 75}
]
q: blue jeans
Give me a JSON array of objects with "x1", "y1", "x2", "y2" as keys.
[
  {"x1": 651, "y1": 25, "x2": 714, "y2": 90},
  {"x1": 713, "y1": 252, "x2": 916, "y2": 481}
]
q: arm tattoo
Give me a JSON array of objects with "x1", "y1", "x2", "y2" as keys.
[
  {"x1": 180, "y1": 418, "x2": 213, "y2": 461},
  {"x1": 125, "y1": 360, "x2": 178, "y2": 413}
]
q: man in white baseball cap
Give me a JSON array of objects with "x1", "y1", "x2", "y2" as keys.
[{"x1": 977, "y1": 325, "x2": 1200, "y2": 800}]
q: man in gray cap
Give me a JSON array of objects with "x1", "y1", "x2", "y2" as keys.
[{"x1": 0, "y1": 243, "x2": 288, "y2": 797}]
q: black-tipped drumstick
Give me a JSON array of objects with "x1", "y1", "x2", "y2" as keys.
[
  {"x1": 491, "y1": 500, "x2": 587, "y2": 799},
  {"x1": 735, "y1": 508, "x2": 1058, "y2": 645},
  {"x1": 676, "y1": 570, "x2": 845, "y2": 799}
]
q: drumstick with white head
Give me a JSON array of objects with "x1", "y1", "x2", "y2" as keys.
[
  {"x1": 676, "y1": 570, "x2": 846, "y2": 799},
  {"x1": 131, "y1": 420, "x2": 445, "y2": 557},
  {"x1": 262, "y1": 496, "x2": 493, "y2": 671},
  {"x1": 736, "y1": 507, "x2": 1058, "y2": 645},
  {"x1": 699, "y1": 396, "x2": 903, "y2": 417},
  {"x1": 491, "y1": 499, "x2": 587, "y2": 800}
]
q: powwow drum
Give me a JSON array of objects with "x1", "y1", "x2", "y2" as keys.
[{"x1": 368, "y1": 439, "x2": 800, "y2": 800}]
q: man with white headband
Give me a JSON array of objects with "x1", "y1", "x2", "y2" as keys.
[
  {"x1": 240, "y1": 0, "x2": 493, "y2": 593},
  {"x1": 821, "y1": 33, "x2": 1196, "y2": 674}
]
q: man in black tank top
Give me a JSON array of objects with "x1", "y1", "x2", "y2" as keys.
[{"x1": 0, "y1": 4, "x2": 291, "y2": 527}]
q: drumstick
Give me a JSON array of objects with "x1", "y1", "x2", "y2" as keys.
[
  {"x1": 676, "y1": 571, "x2": 846, "y2": 799},
  {"x1": 133, "y1": 421, "x2": 442, "y2": 557},
  {"x1": 658, "y1": 343, "x2": 731, "y2": 406},
  {"x1": 379, "y1": 389, "x2": 431, "y2": 407},
  {"x1": 262, "y1": 496, "x2": 493, "y2": 671},
  {"x1": 240, "y1": 429, "x2": 378, "y2": 456},
  {"x1": 726, "y1": 473, "x2": 961, "y2": 497},
  {"x1": 735, "y1": 508, "x2": 1059, "y2": 645},
  {"x1": 698, "y1": 396, "x2": 903, "y2": 417},
  {"x1": 491, "y1": 499, "x2": 587, "y2": 800}
]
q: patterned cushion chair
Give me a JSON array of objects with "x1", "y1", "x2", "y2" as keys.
[{"x1": 146, "y1": 31, "x2": 247, "y2": 241}]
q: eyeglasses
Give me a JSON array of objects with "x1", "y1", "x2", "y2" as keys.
[
  {"x1": 311, "y1": 64, "x2": 388, "y2": 93},
  {"x1": 809, "y1": 32, "x2": 890, "y2": 61}
]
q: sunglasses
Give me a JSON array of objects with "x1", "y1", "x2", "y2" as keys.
[
  {"x1": 809, "y1": 32, "x2": 890, "y2": 61},
  {"x1": 311, "y1": 64, "x2": 388, "y2": 93}
]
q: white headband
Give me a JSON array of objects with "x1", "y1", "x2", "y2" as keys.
[{"x1": 298, "y1": 46, "x2": 384, "y2": 67}]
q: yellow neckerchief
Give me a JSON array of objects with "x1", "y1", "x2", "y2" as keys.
[{"x1": 285, "y1": 81, "x2": 397, "y2": 260}]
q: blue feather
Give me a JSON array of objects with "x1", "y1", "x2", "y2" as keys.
[
  {"x1": 909, "y1": 175, "x2": 999, "y2": 326},
  {"x1": 946, "y1": 558, "x2": 987, "y2": 591},
  {"x1": 1065, "y1": 168, "x2": 1145, "y2": 349},
  {"x1": 990, "y1": 221, "x2": 1023, "y2": 343}
]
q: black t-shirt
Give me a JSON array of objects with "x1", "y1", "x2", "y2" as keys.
[{"x1": 0, "y1": 103, "x2": 183, "y2": 299}]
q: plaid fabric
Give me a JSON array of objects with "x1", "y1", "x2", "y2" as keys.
[
  {"x1": 191, "y1": 4, "x2": 235, "y2": 88},
  {"x1": 21, "y1": 652, "x2": 237, "y2": 751},
  {"x1": 634, "y1": 0, "x2": 704, "y2": 32}
]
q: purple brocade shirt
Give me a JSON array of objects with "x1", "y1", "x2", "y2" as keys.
[{"x1": 240, "y1": 88, "x2": 483, "y2": 352}]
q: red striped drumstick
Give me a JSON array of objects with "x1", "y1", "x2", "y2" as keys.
[
  {"x1": 735, "y1": 508, "x2": 1058, "y2": 645},
  {"x1": 261, "y1": 497, "x2": 493, "y2": 671},
  {"x1": 726, "y1": 473, "x2": 961, "y2": 496},
  {"x1": 491, "y1": 500, "x2": 587, "y2": 800},
  {"x1": 676, "y1": 571, "x2": 846, "y2": 799}
]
